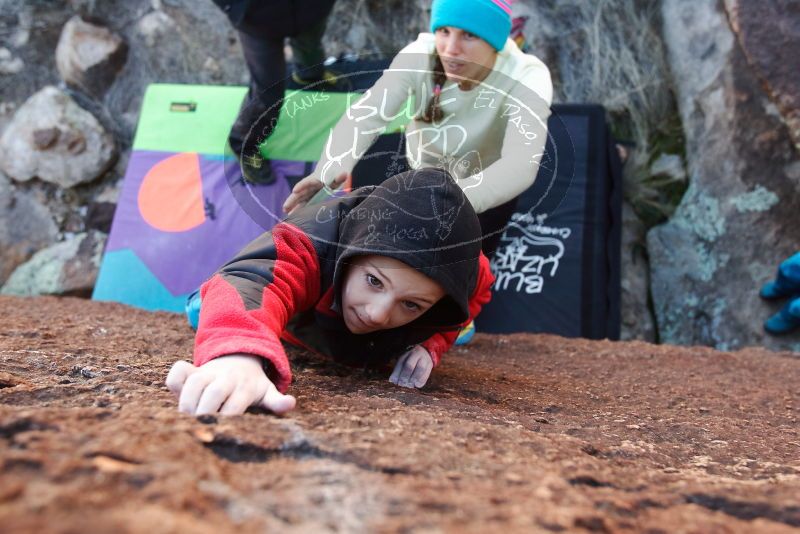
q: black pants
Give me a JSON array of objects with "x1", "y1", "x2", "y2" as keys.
[
  {"x1": 217, "y1": 0, "x2": 335, "y2": 156},
  {"x1": 478, "y1": 196, "x2": 519, "y2": 258}
]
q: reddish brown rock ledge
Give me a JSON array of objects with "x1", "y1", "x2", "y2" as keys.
[{"x1": 1, "y1": 295, "x2": 799, "y2": 533}]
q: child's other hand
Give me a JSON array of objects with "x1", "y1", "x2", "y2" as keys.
[
  {"x1": 389, "y1": 345, "x2": 433, "y2": 389},
  {"x1": 165, "y1": 354, "x2": 296, "y2": 416}
]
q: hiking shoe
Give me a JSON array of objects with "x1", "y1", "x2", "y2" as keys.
[
  {"x1": 760, "y1": 279, "x2": 800, "y2": 300},
  {"x1": 760, "y1": 252, "x2": 800, "y2": 299},
  {"x1": 455, "y1": 320, "x2": 476, "y2": 346},
  {"x1": 291, "y1": 69, "x2": 352, "y2": 92},
  {"x1": 764, "y1": 297, "x2": 800, "y2": 335},
  {"x1": 240, "y1": 151, "x2": 276, "y2": 185}
]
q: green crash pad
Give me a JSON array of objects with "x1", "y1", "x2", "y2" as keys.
[{"x1": 132, "y1": 84, "x2": 410, "y2": 161}]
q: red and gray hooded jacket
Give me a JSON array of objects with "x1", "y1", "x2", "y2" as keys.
[{"x1": 193, "y1": 168, "x2": 495, "y2": 392}]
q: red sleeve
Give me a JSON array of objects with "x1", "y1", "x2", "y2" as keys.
[
  {"x1": 420, "y1": 252, "x2": 495, "y2": 366},
  {"x1": 192, "y1": 223, "x2": 321, "y2": 393}
]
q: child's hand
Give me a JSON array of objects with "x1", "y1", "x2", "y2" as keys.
[
  {"x1": 389, "y1": 345, "x2": 433, "y2": 389},
  {"x1": 165, "y1": 354, "x2": 296, "y2": 416}
]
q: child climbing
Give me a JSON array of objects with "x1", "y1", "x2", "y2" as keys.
[{"x1": 166, "y1": 168, "x2": 494, "y2": 415}]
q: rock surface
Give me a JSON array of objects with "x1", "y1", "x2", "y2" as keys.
[
  {"x1": 724, "y1": 0, "x2": 800, "y2": 152},
  {"x1": 105, "y1": 1, "x2": 247, "y2": 140},
  {"x1": 0, "y1": 86, "x2": 116, "y2": 187},
  {"x1": 1, "y1": 296, "x2": 799, "y2": 532},
  {"x1": 323, "y1": 0, "x2": 428, "y2": 56},
  {"x1": 649, "y1": 0, "x2": 800, "y2": 351},
  {"x1": 619, "y1": 202, "x2": 656, "y2": 342},
  {"x1": 55, "y1": 16, "x2": 128, "y2": 97},
  {"x1": 1, "y1": 231, "x2": 106, "y2": 298},
  {"x1": 649, "y1": 153, "x2": 686, "y2": 184},
  {"x1": 0, "y1": 173, "x2": 59, "y2": 287}
]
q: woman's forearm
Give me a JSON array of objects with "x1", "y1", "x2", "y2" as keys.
[{"x1": 311, "y1": 53, "x2": 421, "y2": 185}]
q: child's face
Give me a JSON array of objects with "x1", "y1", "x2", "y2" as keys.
[
  {"x1": 435, "y1": 26, "x2": 497, "y2": 87},
  {"x1": 341, "y1": 255, "x2": 446, "y2": 334}
]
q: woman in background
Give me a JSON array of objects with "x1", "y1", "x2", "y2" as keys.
[{"x1": 282, "y1": 0, "x2": 553, "y2": 259}]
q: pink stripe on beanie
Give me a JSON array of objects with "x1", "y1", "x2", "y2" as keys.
[{"x1": 491, "y1": 0, "x2": 513, "y2": 15}]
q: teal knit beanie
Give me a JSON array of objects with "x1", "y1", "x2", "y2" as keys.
[{"x1": 430, "y1": 0, "x2": 513, "y2": 52}]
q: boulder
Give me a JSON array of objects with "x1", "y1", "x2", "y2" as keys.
[
  {"x1": 0, "y1": 3, "x2": 67, "y2": 110},
  {"x1": 55, "y1": 16, "x2": 128, "y2": 97},
  {"x1": 0, "y1": 173, "x2": 59, "y2": 286},
  {"x1": 724, "y1": 0, "x2": 800, "y2": 152},
  {"x1": 323, "y1": 0, "x2": 428, "y2": 56},
  {"x1": 0, "y1": 86, "x2": 116, "y2": 188},
  {"x1": 0, "y1": 230, "x2": 106, "y2": 298},
  {"x1": 3, "y1": 296, "x2": 800, "y2": 532},
  {"x1": 135, "y1": 10, "x2": 176, "y2": 49},
  {"x1": 104, "y1": 4, "x2": 246, "y2": 138},
  {"x1": 649, "y1": 0, "x2": 800, "y2": 351}
]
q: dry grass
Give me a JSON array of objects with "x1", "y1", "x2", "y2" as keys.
[{"x1": 535, "y1": 0, "x2": 687, "y2": 227}]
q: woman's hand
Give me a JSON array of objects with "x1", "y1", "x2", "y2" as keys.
[
  {"x1": 389, "y1": 345, "x2": 434, "y2": 389},
  {"x1": 165, "y1": 354, "x2": 296, "y2": 416},
  {"x1": 282, "y1": 172, "x2": 350, "y2": 214}
]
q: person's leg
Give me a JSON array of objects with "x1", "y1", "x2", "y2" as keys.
[
  {"x1": 456, "y1": 195, "x2": 519, "y2": 346},
  {"x1": 228, "y1": 30, "x2": 286, "y2": 183},
  {"x1": 477, "y1": 196, "x2": 520, "y2": 259},
  {"x1": 230, "y1": 30, "x2": 285, "y2": 156},
  {"x1": 289, "y1": 17, "x2": 327, "y2": 82},
  {"x1": 288, "y1": 12, "x2": 351, "y2": 91}
]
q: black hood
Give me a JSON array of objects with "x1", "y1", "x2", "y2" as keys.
[{"x1": 331, "y1": 168, "x2": 483, "y2": 327}]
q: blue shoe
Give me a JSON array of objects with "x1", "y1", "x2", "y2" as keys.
[
  {"x1": 760, "y1": 281, "x2": 784, "y2": 299},
  {"x1": 455, "y1": 320, "x2": 475, "y2": 346},
  {"x1": 760, "y1": 252, "x2": 800, "y2": 299},
  {"x1": 764, "y1": 297, "x2": 800, "y2": 335},
  {"x1": 185, "y1": 290, "x2": 202, "y2": 331},
  {"x1": 760, "y1": 278, "x2": 800, "y2": 299}
]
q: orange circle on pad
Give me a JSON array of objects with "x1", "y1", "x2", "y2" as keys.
[{"x1": 138, "y1": 152, "x2": 206, "y2": 232}]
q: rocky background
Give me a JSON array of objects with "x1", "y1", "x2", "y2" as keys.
[{"x1": 0, "y1": 0, "x2": 798, "y2": 351}]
